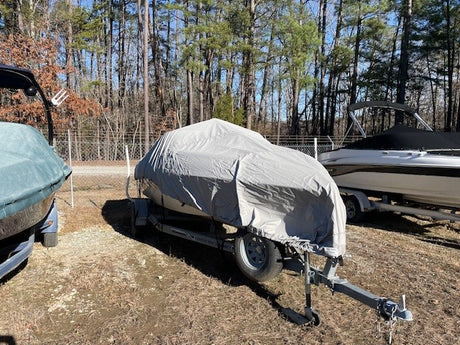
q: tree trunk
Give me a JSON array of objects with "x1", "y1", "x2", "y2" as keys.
[
  {"x1": 258, "y1": 27, "x2": 275, "y2": 130},
  {"x1": 289, "y1": 78, "x2": 300, "y2": 135},
  {"x1": 16, "y1": 0, "x2": 25, "y2": 33},
  {"x1": 204, "y1": 50, "x2": 214, "y2": 119},
  {"x1": 318, "y1": 0, "x2": 327, "y2": 135},
  {"x1": 118, "y1": 0, "x2": 126, "y2": 110},
  {"x1": 143, "y1": 0, "x2": 150, "y2": 154},
  {"x1": 311, "y1": 53, "x2": 319, "y2": 135},
  {"x1": 326, "y1": 0, "x2": 343, "y2": 136},
  {"x1": 199, "y1": 70, "x2": 204, "y2": 122},
  {"x1": 65, "y1": 0, "x2": 74, "y2": 90},
  {"x1": 106, "y1": 0, "x2": 114, "y2": 111},
  {"x1": 349, "y1": 11, "x2": 362, "y2": 130},
  {"x1": 396, "y1": 0, "x2": 412, "y2": 124},
  {"x1": 187, "y1": 70, "x2": 194, "y2": 125},
  {"x1": 445, "y1": 0, "x2": 453, "y2": 131},
  {"x1": 149, "y1": 0, "x2": 167, "y2": 117},
  {"x1": 243, "y1": 0, "x2": 256, "y2": 130}
]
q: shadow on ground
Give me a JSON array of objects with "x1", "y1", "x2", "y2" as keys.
[
  {"x1": 0, "y1": 335, "x2": 16, "y2": 345},
  {"x1": 351, "y1": 210, "x2": 460, "y2": 250},
  {"x1": 101, "y1": 198, "x2": 299, "y2": 322},
  {"x1": 101, "y1": 199, "x2": 241, "y2": 283}
]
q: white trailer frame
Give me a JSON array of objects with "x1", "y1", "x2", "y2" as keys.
[{"x1": 340, "y1": 188, "x2": 460, "y2": 223}]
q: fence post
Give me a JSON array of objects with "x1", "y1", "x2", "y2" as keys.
[
  {"x1": 68, "y1": 129, "x2": 74, "y2": 208},
  {"x1": 125, "y1": 145, "x2": 133, "y2": 200},
  {"x1": 314, "y1": 138, "x2": 318, "y2": 160},
  {"x1": 327, "y1": 135, "x2": 335, "y2": 151}
]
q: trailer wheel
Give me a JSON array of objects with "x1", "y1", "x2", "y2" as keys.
[
  {"x1": 343, "y1": 195, "x2": 364, "y2": 223},
  {"x1": 234, "y1": 232, "x2": 283, "y2": 282}
]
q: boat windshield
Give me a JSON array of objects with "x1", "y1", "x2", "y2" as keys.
[
  {"x1": 345, "y1": 101, "x2": 432, "y2": 139},
  {"x1": 0, "y1": 64, "x2": 53, "y2": 144},
  {"x1": 345, "y1": 125, "x2": 460, "y2": 154}
]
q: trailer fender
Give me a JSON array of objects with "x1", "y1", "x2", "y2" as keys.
[{"x1": 340, "y1": 188, "x2": 372, "y2": 211}]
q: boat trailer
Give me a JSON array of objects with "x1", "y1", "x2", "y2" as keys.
[
  {"x1": 129, "y1": 196, "x2": 413, "y2": 328},
  {"x1": 340, "y1": 188, "x2": 460, "y2": 223}
]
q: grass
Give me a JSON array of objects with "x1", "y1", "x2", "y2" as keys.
[{"x1": 0, "y1": 183, "x2": 459, "y2": 344}]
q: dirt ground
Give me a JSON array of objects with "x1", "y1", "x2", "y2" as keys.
[{"x1": 0, "y1": 182, "x2": 459, "y2": 345}]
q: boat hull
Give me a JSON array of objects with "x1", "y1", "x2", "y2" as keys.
[
  {"x1": 140, "y1": 179, "x2": 210, "y2": 218},
  {"x1": 332, "y1": 170, "x2": 460, "y2": 208},
  {"x1": 0, "y1": 194, "x2": 55, "y2": 241},
  {"x1": 319, "y1": 149, "x2": 460, "y2": 209}
]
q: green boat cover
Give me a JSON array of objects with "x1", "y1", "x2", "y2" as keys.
[{"x1": 0, "y1": 122, "x2": 71, "y2": 221}]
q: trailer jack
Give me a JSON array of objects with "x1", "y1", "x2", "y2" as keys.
[{"x1": 282, "y1": 252, "x2": 413, "y2": 326}]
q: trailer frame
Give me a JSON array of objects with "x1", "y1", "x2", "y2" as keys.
[{"x1": 340, "y1": 188, "x2": 460, "y2": 223}]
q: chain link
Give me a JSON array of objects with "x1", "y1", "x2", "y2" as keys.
[{"x1": 376, "y1": 309, "x2": 398, "y2": 344}]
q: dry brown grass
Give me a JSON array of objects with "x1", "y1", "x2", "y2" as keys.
[{"x1": 0, "y1": 183, "x2": 459, "y2": 344}]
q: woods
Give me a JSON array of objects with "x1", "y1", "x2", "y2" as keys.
[{"x1": 0, "y1": 0, "x2": 460, "y2": 144}]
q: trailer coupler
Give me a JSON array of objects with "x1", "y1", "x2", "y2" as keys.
[
  {"x1": 377, "y1": 297, "x2": 412, "y2": 321},
  {"x1": 283, "y1": 252, "x2": 412, "y2": 325}
]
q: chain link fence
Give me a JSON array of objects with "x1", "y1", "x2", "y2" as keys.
[
  {"x1": 54, "y1": 132, "x2": 338, "y2": 207},
  {"x1": 53, "y1": 132, "x2": 340, "y2": 163}
]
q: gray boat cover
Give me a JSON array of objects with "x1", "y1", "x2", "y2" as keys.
[{"x1": 135, "y1": 119, "x2": 346, "y2": 258}]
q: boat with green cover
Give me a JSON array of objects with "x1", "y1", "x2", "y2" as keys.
[
  {"x1": 0, "y1": 122, "x2": 70, "y2": 240},
  {"x1": 0, "y1": 64, "x2": 71, "y2": 279}
]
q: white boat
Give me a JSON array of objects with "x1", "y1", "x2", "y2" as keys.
[
  {"x1": 140, "y1": 180, "x2": 210, "y2": 218},
  {"x1": 318, "y1": 101, "x2": 460, "y2": 210}
]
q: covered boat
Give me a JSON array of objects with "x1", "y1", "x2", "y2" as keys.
[
  {"x1": 0, "y1": 64, "x2": 71, "y2": 279},
  {"x1": 135, "y1": 118, "x2": 346, "y2": 258},
  {"x1": 0, "y1": 122, "x2": 70, "y2": 241},
  {"x1": 131, "y1": 119, "x2": 412, "y2": 326}
]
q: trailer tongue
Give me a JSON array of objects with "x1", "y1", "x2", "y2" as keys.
[{"x1": 293, "y1": 251, "x2": 412, "y2": 325}]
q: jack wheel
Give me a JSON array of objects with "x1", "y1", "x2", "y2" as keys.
[{"x1": 305, "y1": 308, "x2": 321, "y2": 326}]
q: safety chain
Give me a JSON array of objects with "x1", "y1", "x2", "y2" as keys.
[{"x1": 376, "y1": 308, "x2": 398, "y2": 345}]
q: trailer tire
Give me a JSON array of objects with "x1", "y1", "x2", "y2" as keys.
[
  {"x1": 234, "y1": 232, "x2": 283, "y2": 282},
  {"x1": 343, "y1": 195, "x2": 364, "y2": 223}
]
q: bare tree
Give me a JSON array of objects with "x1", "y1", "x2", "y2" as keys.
[
  {"x1": 396, "y1": 0, "x2": 412, "y2": 124},
  {"x1": 143, "y1": 0, "x2": 150, "y2": 153}
]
